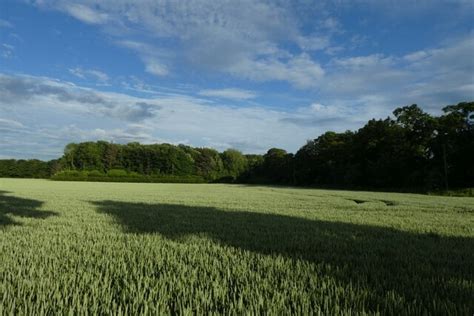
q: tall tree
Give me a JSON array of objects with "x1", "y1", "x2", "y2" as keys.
[{"x1": 221, "y1": 149, "x2": 248, "y2": 180}]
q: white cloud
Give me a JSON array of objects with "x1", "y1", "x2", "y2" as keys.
[
  {"x1": 0, "y1": 74, "x2": 156, "y2": 122},
  {"x1": 403, "y1": 51, "x2": 429, "y2": 62},
  {"x1": 0, "y1": 19, "x2": 13, "y2": 28},
  {"x1": 320, "y1": 17, "x2": 343, "y2": 34},
  {"x1": 229, "y1": 54, "x2": 325, "y2": 88},
  {"x1": 62, "y1": 3, "x2": 109, "y2": 24},
  {"x1": 143, "y1": 58, "x2": 168, "y2": 76},
  {"x1": 1, "y1": 43, "x2": 14, "y2": 58},
  {"x1": 54, "y1": 124, "x2": 159, "y2": 144},
  {"x1": 118, "y1": 40, "x2": 169, "y2": 77},
  {"x1": 322, "y1": 35, "x2": 474, "y2": 114},
  {"x1": 0, "y1": 118, "x2": 25, "y2": 129},
  {"x1": 69, "y1": 67, "x2": 109, "y2": 82},
  {"x1": 297, "y1": 35, "x2": 330, "y2": 51},
  {"x1": 199, "y1": 88, "x2": 257, "y2": 100},
  {"x1": 333, "y1": 54, "x2": 394, "y2": 69},
  {"x1": 309, "y1": 103, "x2": 343, "y2": 116},
  {"x1": 32, "y1": 0, "x2": 329, "y2": 87},
  {"x1": 280, "y1": 102, "x2": 364, "y2": 129}
]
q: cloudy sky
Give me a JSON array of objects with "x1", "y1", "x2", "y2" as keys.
[{"x1": 1, "y1": 0, "x2": 473, "y2": 159}]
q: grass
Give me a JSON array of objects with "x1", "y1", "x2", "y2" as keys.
[{"x1": 0, "y1": 179, "x2": 473, "y2": 315}]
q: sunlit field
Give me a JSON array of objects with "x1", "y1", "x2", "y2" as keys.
[{"x1": 0, "y1": 179, "x2": 473, "y2": 314}]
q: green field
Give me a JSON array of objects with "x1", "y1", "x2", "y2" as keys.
[{"x1": 0, "y1": 179, "x2": 473, "y2": 314}]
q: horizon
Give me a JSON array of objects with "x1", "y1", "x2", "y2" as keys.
[{"x1": 1, "y1": 0, "x2": 473, "y2": 160}]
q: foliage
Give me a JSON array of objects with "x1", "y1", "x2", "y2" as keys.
[
  {"x1": 194, "y1": 148, "x2": 224, "y2": 180},
  {"x1": 0, "y1": 159, "x2": 58, "y2": 178},
  {"x1": 0, "y1": 179, "x2": 473, "y2": 314},
  {"x1": 294, "y1": 102, "x2": 474, "y2": 190},
  {"x1": 51, "y1": 170, "x2": 205, "y2": 183},
  {"x1": 220, "y1": 149, "x2": 248, "y2": 180}
]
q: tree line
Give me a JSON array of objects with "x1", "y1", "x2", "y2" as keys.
[
  {"x1": 1, "y1": 102, "x2": 472, "y2": 190},
  {"x1": 0, "y1": 159, "x2": 60, "y2": 179}
]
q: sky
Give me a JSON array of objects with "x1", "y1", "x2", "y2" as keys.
[{"x1": 0, "y1": 0, "x2": 473, "y2": 160}]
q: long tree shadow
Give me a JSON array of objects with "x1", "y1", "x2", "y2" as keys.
[
  {"x1": 93, "y1": 200, "x2": 473, "y2": 312},
  {"x1": 0, "y1": 190, "x2": 57, "y2": 227}
]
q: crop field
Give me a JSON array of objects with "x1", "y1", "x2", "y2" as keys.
[{"x1": 0, "y1": 179, "x2": 473, "y2": 314}]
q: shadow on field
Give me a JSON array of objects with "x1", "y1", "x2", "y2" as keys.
[
  {"x1": 0, "y1": 190, "x2": 57, "y2": 227},
  {"x1": 93, "y1": 200, "x2": 473, "y2": 310}
]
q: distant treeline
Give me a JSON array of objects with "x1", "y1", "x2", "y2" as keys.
[
  {"x1": 1, "y1": 102, "x2": 473, "y2": 190},
  {"x1": 0, "y1": 159, "x2": 60, "y2": 179}
]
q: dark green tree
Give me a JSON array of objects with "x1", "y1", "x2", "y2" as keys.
[{"x1": 221, "y1": 149, "x2": 248, "y2": 180}]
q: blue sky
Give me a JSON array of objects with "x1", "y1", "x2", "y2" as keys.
[{"x1": 1, "y1": 0, "x2": 473, "y2": 159}]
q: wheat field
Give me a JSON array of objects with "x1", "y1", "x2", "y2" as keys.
[{"x1": 0, "y1": 179, "x2": 473, "y2": 314}]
